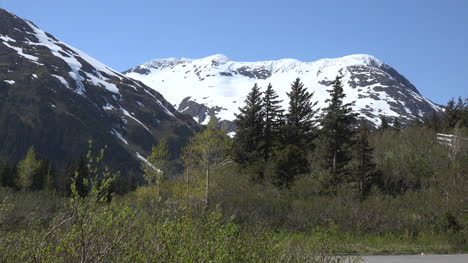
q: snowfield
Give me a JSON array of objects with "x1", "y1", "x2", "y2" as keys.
[{"x1": 125, "y1": 54, "x2": 441, "y2": 127}]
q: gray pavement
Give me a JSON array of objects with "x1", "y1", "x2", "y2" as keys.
[{"x1": 363, "y1": 254, "x2": 468, "y2": 263}]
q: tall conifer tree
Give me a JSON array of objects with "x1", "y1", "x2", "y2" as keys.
[
  {"x1": 378, "y1": 116, "x2": 389, "y2": 131},
  {"x1": 316, "y1": 75, "x2": 358, "y2": 184},
  {"x1": 262, "y1": 83, "x2": 284, "y2": 161},
  {"x1": 285, "y1": 78, "x2": 319, "y2": 147},
  {"x1": 350, "y1": 120, "x2": 381, "y2": 197},
  {"x1": 233, "y1": 84, "x2": 264, "y2": 165}
]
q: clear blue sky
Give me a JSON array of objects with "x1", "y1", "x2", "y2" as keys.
[{"x1": 2, "y1": 0, "x2": 467, "y2": 104}]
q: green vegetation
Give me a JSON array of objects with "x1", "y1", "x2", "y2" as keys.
[{"x1": 0, "y1": 79, "x2": 467, "y2": 262}]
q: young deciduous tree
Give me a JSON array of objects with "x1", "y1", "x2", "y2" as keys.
[
  {"x1": 16, "y1": 146, "x2": 41, "y2": 191},
  {"x1": 144, "y1": 138, "x2": 170, "y2": 196},
  {"x1": 185, "y1": 117, "x2": 232, "y2": 208}
]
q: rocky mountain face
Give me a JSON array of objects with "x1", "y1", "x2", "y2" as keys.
[
  {"x1": 124, "y1": 54, "x2": 441, "y2": 132},
  {"x1": 0, "y1": 9, "x2": 199, "y2": 174}
]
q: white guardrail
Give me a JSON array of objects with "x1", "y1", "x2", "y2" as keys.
[{"x1": 436, "y1": 133, "x2": 468, "y2": 147}]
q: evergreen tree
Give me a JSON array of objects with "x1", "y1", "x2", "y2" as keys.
[
  {"x1": 61, "y1": 161, "x2": 75, "y2": 195},
  {"x1": 267, "y1": 78, "x2": 318, "y2": 187},
  {"x1": 32, "y1": 158, "x2": 49, "y2": 191},
  {"x1": 460, "y1": 97, "x2": 468, "y2": 128},
  {"x1": 6, "y1": 161, "x2": 18, "y2": 189},
  {"x1": 144, "y1": 137, "x2": 171, "y2": 196},
  {"x1": 316, "y1": 75, "x2": 358, "y2": 183},
  {"x1": 42, "y1": 162, "x2": 55, "y2": 192},
  {"x1": 262, "y1": 83, "x2": 284, "y2": 162},
  {"x1": 378, "y1": 116, "x2": 389, "y2": 131},
  {"x1": 16, "y1": 146, "x2": 41, "y2": 191},
  {"x1": 285, "y1": 78, "x2": 319, "y2": 147},
  {"x1": 233, "y1": 84, "x2": 264, "y2": 165},
  {"x1": 425, "y1": 110, "x2": 441, "y2": 132},
  {"x1": 185, "y1": 117, "x2": 232, "y2": 208},
  {"x1": 392, "y1": 117, "x2": 401, "y2": 130},
  {"x1": 443, "y1": 97, "x2": 465, "y2": 130},
  {"x1": 268, "y1": 144, "x2": 308, "y2": 188},
  {"x1": 349, "y1": 120, "x2": 381, "y2": 197},
  {"x1": 0, "y1": 160, "x2": 4, "y2": 187},
  {"x1": 74, "y1": 155, "x2": 90, "y2": 198},
  {"x1": 411, "y1": 116, "x2": 423, "y2": 128}
]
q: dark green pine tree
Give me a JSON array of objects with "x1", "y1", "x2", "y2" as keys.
[
  {"x1": 425, "y1": 110, "x2": 441, "y2": 132},
  {"x1": 268, "y1": 78, "x2": 318, "y2": 187},
  {"x1": 460, "y1": 97, "x2": 468, "y2": 128},
  {"x1": 74, "y1": 155, "x2": 91, "y2": 198},
  {"x1": 262, "y1": 83, "x2": 284, "y2": 161},
  {"x1": 378, "y1": 116, "x2": 389, "y2": 131},
  {"x1": 392, "y1": 117, "x2": 401, "y2": 130},
  {"x1": 233, "y1": 83, "x2": 265, "y2": 165},
  {"x1": 0, "y1": 161, "x2": 18, "y2": 189},
  {"x1": 317, "y1": 75, "x2": 358, "y2": 183},
  {"x1": 350, "y1": 119, "x2": 381, "y2": 197},
  {"x1": 411, "y1": 115, "x2": 423, "y2": 128},
  {"x1": 0, "y1": 160, "x2": 4, "y2": 187},
  {"x1": 443, "y1": 97, "x2": 464, "y2": 130},
  {"x1": 60, "y1": 161, "x2": 75, "y2": 195},
  {"x1": 285, "y1": 78, "x2": 319, "y2": 147}
]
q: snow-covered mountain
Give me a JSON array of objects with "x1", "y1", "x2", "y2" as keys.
[
  {"x1": 124, "y1": 54, "x2": 441, "y2": 131},
  {"x1": 0, "y1": 9, "x2": 199, "y2": 172}
]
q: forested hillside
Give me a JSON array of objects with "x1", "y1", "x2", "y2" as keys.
[{"x1": 1, "y1": 76, "x2": 467, "y2": 261}]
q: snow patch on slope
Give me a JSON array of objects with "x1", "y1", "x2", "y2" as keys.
[
  {"x1": 23, "y1": 20, "x2": 121, "y2": 95},
  {"x1": 125, "y1": 54, "x2": 439, "y2": 127}
]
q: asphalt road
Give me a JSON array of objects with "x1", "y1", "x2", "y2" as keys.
[{"x1": 363, "y1": 254, "x2": 468, "y2": 263}]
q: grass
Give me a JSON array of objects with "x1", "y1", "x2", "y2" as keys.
[{"x1": 272, "y1": 227, "x2": 468, "y2": 255}]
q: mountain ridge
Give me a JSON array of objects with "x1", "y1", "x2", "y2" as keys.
[
  {"x1": 124, "y1": 54, "x2": 440, "y2": 132},
  {"x1": 0, "y1": 8, "x2": 199, "y2": 173}
]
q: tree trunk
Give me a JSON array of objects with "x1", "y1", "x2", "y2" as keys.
[
  {"x1": 333, "y1": 151, "x2": 337, "y2": 175},
  {"x1": 205, "y1": 165, "x2": 210, "y2": 209},
  {"x1": 185, "y1": 169, "x2": 189, "y2": 191}
]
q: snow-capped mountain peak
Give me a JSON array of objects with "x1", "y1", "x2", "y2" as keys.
[
  {"x1": 124, "y1": 54, "x2": 439, "y2": 132},
  {"x1": 0, "y1": 8, "x2": 199, "y2": 171}
]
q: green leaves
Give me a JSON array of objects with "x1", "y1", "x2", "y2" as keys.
[{"x1": 16, "y1": 146, "x2": 41, "y2": 190}]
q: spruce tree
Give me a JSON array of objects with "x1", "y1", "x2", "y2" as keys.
[
  {"x1": 425, "y1": 110, "x2": 441, "y2": 132},
  {"x1": 378, "y1": 116, "x2": 389, "y2": 131},
  {"x1": 316, "y1": 75, "x2": 358, "y2": 184},
  {"x1": 268, "y1": 78, "x2": 318, "y2": 187},
  {"x1": 350, "y1": 120, "x2": 381, "y2": 197},
  {"x1": 262, "y1": 83, "x2": 284, "y2": 161},
  {"x1": 0, "y1": 160, "x2": 4, "y2": 187},
  {"x1": 16, "y1": 146, "x2": 41, "y2": 191},
  {"x1": 233, "y1": 83, "x2": 264, "y2": 165},
  {"x1": 285, "y1": 78, "x2": 319, "y2": 147},
  {"x1": 411, "y1": 116, "x2": 423, "y2": 128},
  {"x1": 43, "y1": 162, "x2": 55, "y2": 192},
  {"x1": 75, "y1": 155, "x2": 90, "y2": 198},
  {"x1": 443, "y1": 97, "x2": 464, "y2": 130},
  {"x1": 392, "y1": 117, "x2": 401, "y2": 130},
  {"x1": 460, "y1": 97, "x2": 468, "y2": 128}
]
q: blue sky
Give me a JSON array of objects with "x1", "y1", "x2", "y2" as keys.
[{"x1": 2, "y1": 0, "x2": 467, "y2": 104}]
